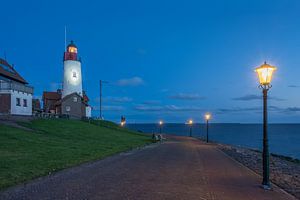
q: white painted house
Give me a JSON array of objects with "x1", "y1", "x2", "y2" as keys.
[{"x1": 0, "y1": 58, "x2": 33, "y2": 116}]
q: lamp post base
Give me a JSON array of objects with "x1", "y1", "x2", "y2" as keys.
[{"x1": 261, "y1": 184, "x2": 271, "y2": 190}]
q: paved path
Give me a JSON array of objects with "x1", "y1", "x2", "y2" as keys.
[{"x1": 0, "y1": 136, "x2": 296, "y2": 200}]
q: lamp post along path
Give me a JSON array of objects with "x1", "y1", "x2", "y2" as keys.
[
  {"x1": 159, "y1": 120, "x2": 163, "y2": 134},
  {"x1": 262, "y1": 87, "x2": 269, "y2": 188},
  {"x1": 205, "y1": 114, "x2": 211, "y2": 143},
  {"x1": 255, "y1": 61, "x2": 276, "y2": 189},
  {"x1": 187, "y1": 120, "x2": 193, "y2": 137}
]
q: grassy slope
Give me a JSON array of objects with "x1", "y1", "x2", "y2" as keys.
[{"x1": 0, "y1": 119, "x2": 151, "y2": 189}]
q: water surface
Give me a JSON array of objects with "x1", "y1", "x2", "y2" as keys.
[{"x1": 126, "y1": 123, "x2": 300, "y2": 159}]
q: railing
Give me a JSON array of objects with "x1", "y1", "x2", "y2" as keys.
[
  {"x1": 33, "y1": 112, "x2": 69, "y2": 119},
  {"x1": 0, "y1": 81, "x2": 34, "y2": 94}
]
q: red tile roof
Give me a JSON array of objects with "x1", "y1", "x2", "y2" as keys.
[
  {"x1": 0, "y1": 58, "x2": 28, "y2": 84},
  {"x1": 43, "y1": 91, "x2": 61, "y2": 100},
  {"x1": 83, "y1": 93, "x2": 89, "y2": 103},
  {"x1": 32, "y1": 99, "x2": 41, "y2": 110},
  {"x1": 54, "y1": 92, "x2": 87, "y2": 106}
]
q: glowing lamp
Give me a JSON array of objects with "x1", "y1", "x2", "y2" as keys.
[
  {"x1": 255, "y1": 62, "x2": 276, "y2": 86},
  {"x1": 159, "y1": 120, "x2": 163, "y2": 125},
  {"x1": 205, "y1": 113, "x2": 211, "y2": 121},
  {"x1": 68, "y1": 46, "x2": 77, "y2": 53},
  {"x1": 70, "y1": 69, "x2": 79, "y2": 84},
  {"x1": 188, "y1": 119, "x2": 193, "y2": 125},
  {"x1": 120, "y1": 121, "x2": 126, "y2": 127}
]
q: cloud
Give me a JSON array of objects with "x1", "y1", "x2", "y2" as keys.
[
  {"x1": 233, "y1": 94, "x2": 285, "y2": 101},
  {"x1": 269, "y1": 97, "x2": 286, "y2": 101},
  {"x1": 288, "y1": 85, "x2": 299, "y2": 88},
  {"x1": 92, "y1": 105, "x2": 125, "y2": 111},
  {"x1": 285, "y1": 107, "x2": 300, "y2": 112},
  {"x1": 216, "y1": 106, "x2": 298, "y2": 114},
  {"x1": 169, "y1": 93, "x2": 206, "y2": 100},
  {"x1": 232, "y1": 95, "x2": 261, "y2": 101},
  {"x1": 269, "y1": 106, "x2": 283, "y2": 111},
  {"x1": 116, "y1": 77, "x2": 144, "y2": 87},
  {"x1": 133, "y1": 104, "x2": 203, "y2": 112},
  {"x1": 160, "y1": 89, "x2": 169, "y2": 93},
  {"x1": 134, "y1": 105, "x2": 163, "y2": 112},
  {"x1": 268, "y1": 106, "x2": 300, "y2": 113},
  {"x1": 103, "y1": 96, "x2": 132, "y2": 103},
  {"x1": 165, "y1": 105, "x2": 203, "y2": 112},
  {"x1": 217, "y1": 107, "x2": 261, "y2": 114},
  {"x1": 142, "y1": 100, "x2": 161, "y2": 105}
]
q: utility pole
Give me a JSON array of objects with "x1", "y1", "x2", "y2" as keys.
[
  {"x1": 99, "y1": 80, "x2": 108, "y2": 120},
  {"x1": 100, "y1": 80, "x2": 102, "y2": 119}
]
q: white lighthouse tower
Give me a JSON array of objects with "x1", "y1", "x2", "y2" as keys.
[{"x1": 62, "y1": 41, "x2": 83, "y2": 98}]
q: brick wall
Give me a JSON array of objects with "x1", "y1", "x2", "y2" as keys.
[{"x1": 0, "y1": 94, "x2": 11, "y2": 114}]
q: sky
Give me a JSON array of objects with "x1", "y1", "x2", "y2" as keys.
[{"x1": 1, "y1": 0, "x2": 300, "y2": 123}]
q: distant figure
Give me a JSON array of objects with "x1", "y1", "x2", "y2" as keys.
[
  {"x1": 158, "y1": 134, "x2": 163, "y2": 142},
  {"x1": 152, "y1": 134, "x2": 164, "y2": 142},
  {"x1": 152, "y1": 133, "x2": 156, "y2": 140}
]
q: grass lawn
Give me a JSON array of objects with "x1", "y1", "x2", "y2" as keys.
[{"x1": 0, "y1": 119, "x2": 151, "y2": 189}]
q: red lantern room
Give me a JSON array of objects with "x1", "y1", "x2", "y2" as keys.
[{"x1": 64, "y1": 40, "x2": 78, "y2": 61}]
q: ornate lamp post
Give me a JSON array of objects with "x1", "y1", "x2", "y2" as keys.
[
  {"x1": 205, "y1": 113, "x2": 211, "y2": 143},
  {"x1": 159, "y1": 120, "x2": 163, "y2": 134},
  {"x1": 187, "y1": 119, "x2": 193, "y2": 137},
  {"x1": 255, "y1": 61, "x2": 276, "y2": 189}
]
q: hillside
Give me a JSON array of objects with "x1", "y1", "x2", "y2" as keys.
[{"x1": 0, "y1": 119, "x2": 151, "y2": 189}]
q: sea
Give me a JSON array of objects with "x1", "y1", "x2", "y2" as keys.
[{"x1": 126, "y1": 123, "x2": 300, "y2": 160}]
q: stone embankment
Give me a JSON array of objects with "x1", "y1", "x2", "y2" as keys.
[{"x1": 219, "y1": 144, "x2": 300, "y2": 199}]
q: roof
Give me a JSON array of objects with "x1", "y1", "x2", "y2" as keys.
[
  {"x1": 32, "y1": 99, "x2": 41, "y2": 110},
  {"x1": 55, "y1": 92, "x2": 89, "y2": 106},
  {"x1": 67, "y1": 40, "x2": 77, "y2": 49},
  {"x1": 83, "y1": 93, "x2": 89, "y2": 103},
  {"x1": 0, "y1": 58, "x2": 28, "y2": 84},
  {"x1": 43, "y1": 91, "x2": 61, "y2": 100}
]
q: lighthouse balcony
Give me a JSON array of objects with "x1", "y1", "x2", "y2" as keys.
[{"x1": 0, "y1": 80, "x2": 34, "y2": 94}]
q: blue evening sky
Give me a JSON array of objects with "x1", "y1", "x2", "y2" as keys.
[{"x1": 1, "y1": 0, "x2": 300, "y2": 123}]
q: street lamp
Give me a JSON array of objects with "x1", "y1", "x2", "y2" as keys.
[
  {"x1": 187, "y1": 119, "x2": 193, "y2": 137},
  {"x1": 159, "y1": 120, "x2": 163, "y2": 134},
  {"x1": 121, "y1": 121, "x2": 126, "y2": 127},
  {"x1": 120, "y1": 115, "x2": 126, "y2": 127},
  {"x1": 205, "y1": 113, "x2": 211, "y2": 143},
  {"x1": 255, "y1": 61, "x2": 276, "y2": 189}
]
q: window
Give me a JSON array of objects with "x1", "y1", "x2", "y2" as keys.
[
  {"x1": 23, "y1": 99, "x2": 27, "y2": 107},
  {"x1": 66, "y1": 106, "x2": 71, "y2": 112},
  {"x1": 73, "y1": 97, "x2": 78, "y2": 102},
  {"x1": 73, "y1": 71, "x2": 77, "y2": 78},
  {"x1": 16, "y1": 98, "x2": 21, "y2": 106}
]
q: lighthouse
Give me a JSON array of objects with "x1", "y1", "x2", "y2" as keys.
[{"x1": 62, "y1": 41, "x2": 83, "y2": 98}]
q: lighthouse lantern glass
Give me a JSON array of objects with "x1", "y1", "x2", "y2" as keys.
[{"x1": 68, "y1": 46, "x2": 77, "y2": 53}]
